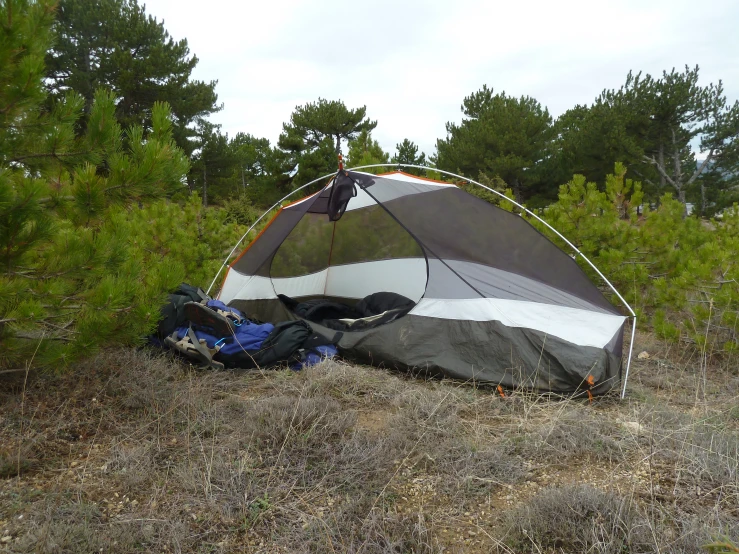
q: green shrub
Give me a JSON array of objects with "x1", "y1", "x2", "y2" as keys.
[
  {"x1": 530, "y1": 163, "x2": 739, "y2": 355},
  {"x1": 0, "y1": 1, "x2": 244, "y2": 370}
]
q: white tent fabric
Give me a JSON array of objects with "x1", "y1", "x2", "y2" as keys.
[{"x1": 220, "y1": 259, "x2": 427, "y2": 302}]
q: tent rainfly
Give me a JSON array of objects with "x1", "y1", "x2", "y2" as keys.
[{"x1": 214, "y1": 168, "x2": 634, "y2": 396}]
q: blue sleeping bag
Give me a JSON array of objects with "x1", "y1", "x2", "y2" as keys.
[{"x1": 174, "y1": 300, "x2": 337, "y2": 369}]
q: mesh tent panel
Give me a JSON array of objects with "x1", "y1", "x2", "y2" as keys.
[
  {"x1": 329, "y1": 205, "x2": 424, "y2": 265},
  {"x1": 361, "y1": 179, "x2": 619, "y2": 314},
  {"x1": 270, "y1": 213, "x2": 333, "y2": 278}
]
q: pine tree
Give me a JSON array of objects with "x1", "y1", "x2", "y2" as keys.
[
  {"x1": 550, "y1": 102, "x2": 648, "y2": 190},
  {"x1": 1, "y1": 0, "x2": 66, "y2": 275},
  {"x1": 553, "y1": 66, "x2": 739, "y2": 214},
  {"x1": 278, "y1": 99, "x2": 376, "y2": 187},
  {"x1": 346, "y1": 129, "x2": 389, "y2": 172},
  {"x1": 435, "y1": 86, "x2": 554, "y2": 204},
  {"x1": 191, "y1": 123, "x2": 237, "y2": 207},
  {"x1": 191, "y1": 129, "x2": 289, "y2": 208},
  {"x1": 634, "y1": 67, "x2": 739, "y2": 214},
  {"x1": 45, "y1": 0, "x2": 220, "y2": 157},
  {"x1": 391, "y1": 139, "x2": 426, "y2": 175},
  {"x1": 0, "y1": 0, "x2": 238, "y2": 371},
  {"x1": 229, "y1": 132, "x2": 290, "y2": 207}
]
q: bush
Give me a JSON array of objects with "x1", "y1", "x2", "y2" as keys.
[
  {"x1": 532, "y1": 163, "x2": 739, "y2": 356},
  {"x1": 503, "y1": 484, "x2": 652, "y2": 553},
  {"x1": 0, "y1": 2, "x2": 246, "y2": 370}
]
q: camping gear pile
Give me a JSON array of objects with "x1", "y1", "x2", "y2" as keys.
[
  {"x1": 213, "y1": 170, "x2": 628, "y2": 394},
  {"x1": 154, "y1": 283, "x2": 337, "y2": 370}
]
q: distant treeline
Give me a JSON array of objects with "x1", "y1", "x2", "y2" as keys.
[{"x1": 34, "y1": 0, "x2": 739, "y2": 214}]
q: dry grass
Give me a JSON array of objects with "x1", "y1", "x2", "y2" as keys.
[
  {"x1": 502, "y1": 484, "x2": 651, "y2": 553},
  {"x1": 1, "y1": 333, "x2": 738, "y2": 553}
]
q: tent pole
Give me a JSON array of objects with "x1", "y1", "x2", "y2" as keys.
[
  {"x1": 205, "y1": 172, "x2": 339, "y2": 296},
  {"x1": 621, "y1": 316, "x2": 637, "y2": 399},
  {"x1": 346, "y1": 163, "x2": 637, "y2": 397}
]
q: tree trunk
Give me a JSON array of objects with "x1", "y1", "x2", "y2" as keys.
[
  {"x1": 83, "y1": 48, "x2": 92, "y2": 112},
  {"x1": 658, "y1": 143, "x2": 665, "y2": 190},
  {"x1": 334, "y1": 135, "x2": 341, "y2": 156},
  {"x1": 701, "y1": 183, "x2": 706, "y2": 216},
  {"x1": 670, "y1": 128, "x2": 687, "y2": 217},
  {"x1": 512, "y1": 178, "x2": 522, "y2": 204},
  {"x1": 202, "y1": 164, "x2": 208, "y2": 207},
  {"x1": 672, "y1": 129, "x2": 682, "y2": 189}
]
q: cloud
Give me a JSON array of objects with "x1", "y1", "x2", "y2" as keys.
[{"x1": 145, "y1": 0, "x2": 739, "y2": 159}]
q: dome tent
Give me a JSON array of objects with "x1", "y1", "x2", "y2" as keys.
[{"x1": 213, "y1": 167, "x2": 635, "y2": 396}]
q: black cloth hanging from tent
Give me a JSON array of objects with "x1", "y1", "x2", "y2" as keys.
[{"x1": 326, "y1": 170, "x2": 357, "y2": 221}]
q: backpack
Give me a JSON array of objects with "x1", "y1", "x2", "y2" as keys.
[{"x1": 156, "y1": 283, "x2": 209, "y2": 339}]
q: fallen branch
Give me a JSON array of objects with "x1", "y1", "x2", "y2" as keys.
[
  {"x1": 15, "y1": 333, "x2": 70, "y2": 342},
  {"x1": 0, "y1": 368, "x2": 28, "y2": 375}
]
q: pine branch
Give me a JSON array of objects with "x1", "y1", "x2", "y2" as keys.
[
  {"x1": 625, "y1": 261, "x2": 657, "y2": 265},
  {"x1": 10, "y1": 150, "x2": 87, "y2": 163},
  {"x1": 632, "y1": 168, "x2": 656, "y2": 188},
  {"x1": 14, "y1": 333, "x2": 70, "y2": 342},
  {"x1": 37, "y1": 196, "x2": 75, "y2": 205},
  {"x1": 39, "y1": 319, "x2": 77, "y2": 334},
  {"x1": 686, "y1": 149, "x2": 715, "y2": 187},
  {"x1": 103, "y1": 183, "x2": 129, "y2": 193},
  {"x1": 643, "y1": 155, "x2": 677, "y2": 188}
]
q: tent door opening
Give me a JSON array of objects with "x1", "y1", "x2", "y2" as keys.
[{"x1": 268, "y1": 195, "x2": 428, "y2": 331}]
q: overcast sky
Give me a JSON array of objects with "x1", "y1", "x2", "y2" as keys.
[{"x1": 144, "y1": 0, "x2": 739, "y2": 158}]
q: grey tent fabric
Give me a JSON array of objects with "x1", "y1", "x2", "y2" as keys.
[{"x1": 219, "y1": 171, "x2": 627, "y2": 393}]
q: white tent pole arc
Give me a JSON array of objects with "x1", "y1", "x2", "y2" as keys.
[
  {"x1": 205, "y1": 171, "x2": 338, "y2": 296},
  {"x1": 347, "y1": 163, "x2": 637, "y2": 399}
]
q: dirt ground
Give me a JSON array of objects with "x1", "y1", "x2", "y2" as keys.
[{"x1": 1, "y1": 332, "x2": 738, "y2": 553}]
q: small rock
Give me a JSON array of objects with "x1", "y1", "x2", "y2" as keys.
[
  {"x1": 1, "y1": 536, "x2": 12, "y2": 544},
  {"x1": 637, "y1": 351, "x2": 650, "y2": 359}
]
